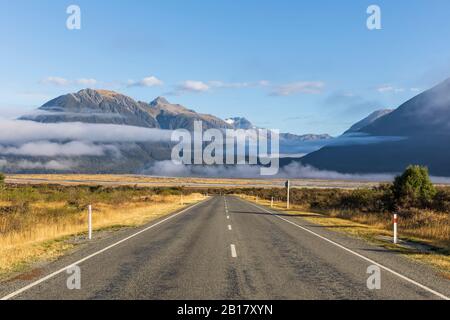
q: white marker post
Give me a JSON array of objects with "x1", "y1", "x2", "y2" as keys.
[
  {"x1": 393, "y1": 214, "x2": 398, "y2": 244},
  {"x1": 271, "y1": 197, "x2": 274, "y2": 208},
  {"x1": 286, "y1": 180, "x2": 291, "y2": 209},
  {"x1": 88, "y1": 205, "x2": 93, "y2": 240}
]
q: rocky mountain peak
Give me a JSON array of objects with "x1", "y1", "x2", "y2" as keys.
[{"x1": 150, "y1": 96, "x2": 170, "y2": 107}]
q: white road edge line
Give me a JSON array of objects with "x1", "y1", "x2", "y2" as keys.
[
  {"x1": 1, "y1": 198, "x2": 211, "y2": 301},
  {"x1": 230, "y1": 244, "x2": 237, "y2": 258},
  {"x1": 246, "y1": 200, "x2": 450, "y2": 301}
]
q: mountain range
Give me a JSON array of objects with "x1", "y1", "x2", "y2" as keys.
[
  {"x1": 295, "y1": 78, "x2": 450, "y2": 176},
  {"x1": 21, "y1": 89, "x2": 331, "y2": 141},
  {"x1": 7, "y1": 77, "x2": 450, "y2": 177},
  {"x1": 20, "y1": 89, "x2": 232, "y2": 131},
  {"x1": 6, "y1": 89, "x2": 332, "y2": 174}
]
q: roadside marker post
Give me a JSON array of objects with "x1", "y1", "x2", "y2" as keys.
[
  {"x1": 271, "y1": 197, "x2": 274, "y2": 208},
  {"x1": 285, "y1": 180, "x2": 291, "y2": 209},
  {"x1": 88, "y1": 205, "x2": 93, "y2": 240},
  {"x1": 393, "y1": 214, "x2": 398, "y2": 244}
]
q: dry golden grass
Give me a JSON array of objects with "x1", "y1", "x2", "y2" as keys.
[
  {"x1": 0, "y1": 193, "x2": 205, "y2": 276},
  {"x1": 239, "y1": 194, "x2": 450, "y2": 277},
  {"x1": 6, "y1": 173, "x2": 381, "y2": 189},
  {"x1": 30, "y1": 201, "x2": 67, "y2": 210}
]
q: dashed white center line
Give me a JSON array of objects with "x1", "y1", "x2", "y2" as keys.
[
  {"x1": 230, "y1": 244, "x2": 237, "y2": 258},
  {"x1": 227, "y1": 215, "x2": 230, "y2": 219},
  {"x1": 228, "y1": 225, "x2": 232, "y2": 231}
]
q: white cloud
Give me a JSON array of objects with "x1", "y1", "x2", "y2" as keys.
[
  {"x1": 0, "y1": 141, "x2": 119, "y2": 157},
  {"x1": 172, "y1": 80, "x2": 271, "y2": 94},
  {"x1": 376, "y1": 85, "x2": 413, "y2": 94},
  {"x1": 0, "y1": 119, "x2": 173, "y2": 144},
  {"x1": 128, "y1": 76, "x2": 164, "y2": 87},
  {"x1": 271, "y1": 81, "x2": 325, "y2": 96},
  {"x1": 168, "y1": 79, "x2": 321, "y2": 96},
  {"x1": 143, "y1": 160, "x2": 395, "y2": 181},
  {"x1": 75, "y1": 78, "x2": 98, "y2": 86},
  {"x1": 208, "y1": 81, "x2": 251, "y2": 89},
  {"x1": 0, "y1": 159, "x2": 76, "y2": 170},
  {"x1": 180, "y1": 80, "x2": 210, "y2": 92},
  {"x1": 42, "y1": 77, "x2": 70, "y2": 86},
  {"x1": 208, "y1": 80, "x2": 271, "y2": 89},
  {"x1": 376, "y1": 85, "x2": 394, "y2": 93},
  {"x1": 42, "y1": 77, "x2": 98, "y2": 87},
  {"x1": 15, "y1": 160, "x2": 75, "y2": 170}
]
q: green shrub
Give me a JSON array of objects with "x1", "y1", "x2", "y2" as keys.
[
  {"x1": 0, "y1": 172, "x2": 4, "y2": 184},
  {"x1": 392, "y1": 165, "x2": 436, "y2": 209},
  {"x1": 431, "y1": 188, "x2": 450, "y2": 212},
  {"x1": 341, "y1": 189, "x2": 381, "y2": 212}
]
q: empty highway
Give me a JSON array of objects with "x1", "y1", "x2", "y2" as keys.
[{"x1": 1, "y1": 196, "x2": 449, "y2": 300}]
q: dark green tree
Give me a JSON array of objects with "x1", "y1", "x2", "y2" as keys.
[
  {"x1": 0, "y1": 172, "x2": 4, "y2": 184},
  {"x1": 392, "y1": 165, "x2": 436, "y2": 208}
]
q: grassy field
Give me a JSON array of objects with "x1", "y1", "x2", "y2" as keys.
[
  {"x1": 5, "y1": 173, "x2": 383, "y2": 189},
  {"x1": 0, "y1": 184, "x2": 205, "y2": 277},
  {"x1": 239, "y1": 194, "x2": 450, "y2": 278}
]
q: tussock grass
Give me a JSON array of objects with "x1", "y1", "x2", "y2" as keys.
[
  {"x1": 318, "y1": 208, "x2": 450, "y2": 249},
  {"x1": 0, "y1": 184, "x2": 205, "y2": 276}
]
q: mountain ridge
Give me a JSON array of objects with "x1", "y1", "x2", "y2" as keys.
[
  {"x1": 20, "y1": 88, "x2": 332, "y2": 140},
  {"x1": 344, "y1": 109, "x2": 393, "y2": 134},
  {"x1": 298, "y1": 78, "x2": 450, "y2": 176},
  {"x1": 359, "y1": 78, "x2": 450, "y2": 136}
]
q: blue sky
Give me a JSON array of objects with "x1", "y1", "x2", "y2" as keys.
[{"x1": 1, "y1": 0, "x2": 450, "y2": 136}]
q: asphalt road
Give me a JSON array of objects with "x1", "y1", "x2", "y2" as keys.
[{"x1": 1, "y1": 196, "x2": 449, "y2": 300}]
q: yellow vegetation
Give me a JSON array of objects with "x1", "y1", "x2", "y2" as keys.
[{"x1": 0, "y1": 193, "x2": 205, "y2": 276}]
